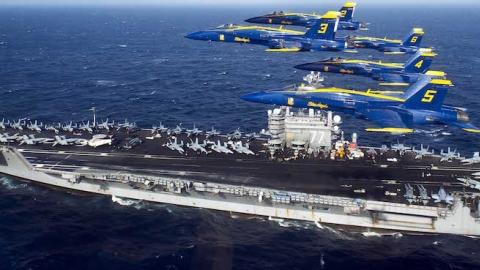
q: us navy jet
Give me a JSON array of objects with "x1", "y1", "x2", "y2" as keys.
[
  {"x1": 152, "y1": 122, "x2": 169, "y2": 134},
  {"x1": 79, "y1": 121, "x2": 94, "y2": 134},
  {"x1": 27, "y1": 120, "x2": 43, "y2": 133},
  {"x1": 404, "y1": 184, "x2": 416, "y2": 203},
  {"x1": 186, "y1": 124, "x2": 202, "y2": 137},
  {"x1": 227, "y1": 128, "x2": 243, "y2": 140},
  {"x1": 417, "y1": 185, "x2": 430, "y2": 205},
  {"x1": 413, "y1": 144, "x2": 434, "y2": 159},
  {"x1": 245, "y1": 2, "x2": 366, "y2": 31},
  {"x1": 98, "y1": 119, "x2": 115, "y2": 131},
  {"x1": 10, "y1": 119, "x2": 25, "y2": 131},
  {"x1": 186, "y1": 11, "x2": 348, "y2": 52},
  {"x1": 18, "y1": 135, "x2": 53, "y2": 146},
  {"x1": 117, "y1": 119, "x2": 136, "y2": 130},
  {"x1": 457, "y1": 177, "x2": 480, "y2": 191},
  {"x1": 61, "y1": 121, "x2": 75, "y2": 132},
  {"x1": 206, "y1": 127, "x2": 221, "y2": 138},
  {"x1": 440, "y1": 147, "x2": 462, "y2": 162},
  {"x1": 0, "y1": 119, "x2": 6, "y2": 130},
  {"x1": 462, "y1": 152, "x2": 480, "y2": 165},
  {"x1": 171, "y1": 125, "x2": 183, "y2": 135},
  {"x1": 0, "y1": 133, "x2": 19, "y2": 143},
  {"x1": 391, "y1": 141, "x2": 411, "y2": 155},
  {"x1": 351, "y1": 28, "x2": 428, "y2": 54},
  {"x1": 211, "y1": 140, "x2": 233, "y2": 154},
  {"x1": 187, "y1": 138, "x2": 208, "y2": 154},
  {"x1": 164, "y1": 138, "x2": 185, "y2": 154},
  {"x1": 87, "y1": 134, "x2": 112, "y2": 148},
  {"x1": 295, "y1": 51, "x2": 445, "y2": 85},
  {"x1": 232, "y1": 141, "x2": 254, "y2": 155},
  {"x1": 52, "y1": 136, "x2": 86, "y2": 147},
  {"x1": 45, "y1": 124, "x2": 60, "y2": 134},
  {"x1": 432, "y1": 187, "x2": 454, "y2": 205},
  {"x1": 241, "y1": 76, "x2": 480, "y2": 134}
]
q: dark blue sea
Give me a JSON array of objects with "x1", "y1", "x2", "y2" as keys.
[{"x1": 1, "y1": 4, "x2": 480, "y2": 269}]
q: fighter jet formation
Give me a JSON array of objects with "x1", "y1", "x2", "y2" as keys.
[{"x1": 186, "y1": 1, "x2": 479, "y2": 134}]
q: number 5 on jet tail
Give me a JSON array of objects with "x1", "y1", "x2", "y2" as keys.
[{"x1": 241, "y1": 76, "x2": 480, "y2": 134}]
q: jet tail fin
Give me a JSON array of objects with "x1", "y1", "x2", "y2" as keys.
[
  {"x1": 404, "y1": 51, "x2": 436, "y2": 73},
  {"x1": 304, "y1": 11, "x2": 340, "y2": 40},
  {"x1": 339, "y1": 2, "x2": 356, "y2": 22},
  {"x1": 402, "y1": 28, "x2": 424, "y2": 47},
  {"x1": 402, "y1": 77, "x2": 453, "y2": 110}
]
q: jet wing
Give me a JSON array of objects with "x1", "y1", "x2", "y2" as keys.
[
  {"x1": 360, "y1": 109, "x2": 414, "y2": 133},
  {"x1": 265, "y1": 40, "x2": 303, "y2": 52}
]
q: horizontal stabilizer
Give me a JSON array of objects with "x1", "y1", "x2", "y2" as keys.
[
  {"x1": 464, "y1": 128, "x2": 480, "y2": 133},
  {"x1": 425, "y1": 70, "x2": 446, "y2": 77}
]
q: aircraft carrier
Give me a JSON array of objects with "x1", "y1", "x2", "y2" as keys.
[{"x1": 1, "y1": 104, "x2": 480, "y2": 236}]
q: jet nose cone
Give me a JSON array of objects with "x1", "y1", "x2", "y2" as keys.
[
  {"x1": 241, "y1": 92, "x2": 264, "y2": 103},
  {"x1": 294, "y1": 62, "x2": 320, "y2": 71},
  {"x1": 245, "y1": 17, "x2": 263, "y2": 24},
  {"x1": 185, "y1": 31, "x2": 202, "y2": 40}
]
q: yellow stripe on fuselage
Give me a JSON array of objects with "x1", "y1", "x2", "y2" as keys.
[
  {"x1": 223, "y1": 25, "x2": 304, "y2": 35},
  {"x1": 266, "y1": 47, "x2": 301, "y2": 52},
  {"x1": 296, "y1": 87, "x2": 406, "y2": 102},
  {"x1": 328, "y1": 59, "x2": 403, "y2": 68},
  {"x1": 365, "y1": 128, "x2": 414, "y2": 133}
]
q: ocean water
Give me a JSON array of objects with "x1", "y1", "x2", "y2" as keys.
[{"x1": 1, "y1": 5, "x2": 480, "y2": 269}]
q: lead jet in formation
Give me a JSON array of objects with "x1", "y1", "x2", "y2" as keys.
[
  {"x1": 295, "y1": 51, "x2": 445, "y2": 85},
  {"x1": 241, "y1": 77, "x2": 480, "y2": 134},
  {"x1": 351, "y1": 28, "x2": 428, "y2": 54},
  {"x1": 186, "y1": 11, "x2": 348, "y2": 52},
  {"x1": 245, "y1": 2, "x2": 366, "y2": 31}
]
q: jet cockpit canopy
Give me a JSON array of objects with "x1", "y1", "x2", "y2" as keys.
[{"x1": 216, "y1": 24, "x2": 240, "y2": 29}]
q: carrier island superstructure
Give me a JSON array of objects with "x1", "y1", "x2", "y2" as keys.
[{"x1": 1, "y1": 107, "x2": 480, "y2": 236}]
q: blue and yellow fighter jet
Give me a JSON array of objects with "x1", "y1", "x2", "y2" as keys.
[
  {"x1": 351, "y1": 28, "x2": 429, "y2": 54},
  {"x1": 185, "y1": 11, "x2": 348, "y2": 52},
  {"x1": 245, "y1": 2, "x2": 366, "y2": 31},
  {"x1": 241, "y1": 77, "x2": 480, "y2": 134},
  {"x1": 295, "y1": 51, "x2": 446, "y2": 85}
]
